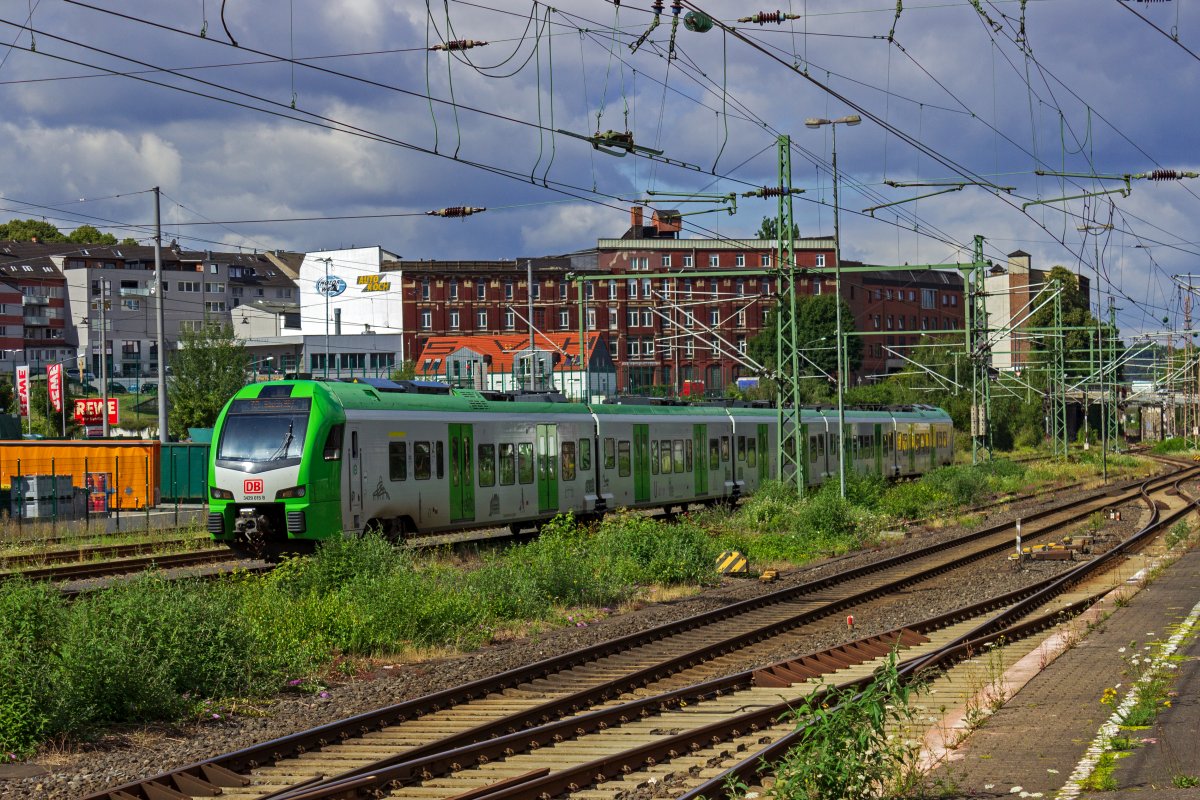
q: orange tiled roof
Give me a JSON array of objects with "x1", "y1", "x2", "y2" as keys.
[{"x1": 415, "y1": 332, "x2": 605, "y2": 373}]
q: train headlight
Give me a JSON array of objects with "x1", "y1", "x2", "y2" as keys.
[
  {"x1": 276, "y1": 485, "x2": 307, "y2": 499},
  {"x1": 210, "y1": 486, "x2": 234, "y2": 500}
]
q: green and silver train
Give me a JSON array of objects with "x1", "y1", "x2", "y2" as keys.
[{"x1": 207, "y1": 380, "x2": 954, "y2": 556}]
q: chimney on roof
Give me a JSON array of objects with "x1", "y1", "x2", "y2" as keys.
[
  {"x1": 630, "y1": 206, "x2": 643, "y2": 233},
  {"x1": 652, "y1": 209, "x2": 682, "y2": 237}
]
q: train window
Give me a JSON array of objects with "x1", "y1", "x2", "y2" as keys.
[
  {"x1": 478, "y1": 444, "x2": 495, "y2": 486},
  {"x1": 650, "y1": 441, "x2": 659, "y2": 474},
  {"x1": 684, "y1": 439, "x2": 693, "y2": 472},
  {"x1": 660, "y1": 441, "x2": 672, "y2": 473},
  {"x1": 323, "y1": 424, "x2": 344, "y2": 461},
  {"x1": 499, "y1": 443, "x2": 515, "y2": 485},
  {"x1": 809, "y1": 436, "x2": 818, "y2": 462},
  {"x1": 746, "y1": 438, "x2": 756, "y2": 468},
  {"x1": 388, "y1": 442, "x2": 407, "y2": 481},
  {"x1": 562, "y1": 441, "x2": 576, "y2": 481},
  {"x1": 721, "y1": 436, "x2": 730, "y2": 462},
  {"x1": 709, "y1": 438, "x2": 720, "y2": 470},
  {"x1": 618, "y1": 441, "x2": 631, "y2": 476},
  {"x1": 414, "y1": 442, "x2": 431, "y2": 480},
  {"x1": 737, "y1": 436, "x2": 746, "y2": 461},
  {"x1": 436, "y1": 441, "x2": 444, "y2": 479},
  {"x1": 579, "y1": 439, "x2": 591, "y2": 471},
  {"x1": 604, "y1": 438, "x2": 616, "y2": 470},
  {"x1": 673, "y1": 440, "x2": 685, "y2": 473},
  {"x1": 517, "y1": 442, "x2": 534, "y2": 484}
]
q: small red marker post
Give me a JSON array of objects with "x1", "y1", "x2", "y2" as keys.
[{"x1": 846, "y1": 614, "x2": 855, "y2": 632}]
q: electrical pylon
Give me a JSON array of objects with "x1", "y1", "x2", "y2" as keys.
[{"x1": 774, "y1": 135, "x2": 806, "y2": 491}]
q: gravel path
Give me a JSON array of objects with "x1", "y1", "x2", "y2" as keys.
[{"x1": 0, "y1": 472, "x2": 1157, "y2": 799}]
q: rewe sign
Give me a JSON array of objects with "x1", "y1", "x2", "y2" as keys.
[
  {"x1": 15, "y1": 365, "x2": 29, "y2": 418},
  {"x1": 73, "y1": 397, "x2": 119, "y2": 425}
]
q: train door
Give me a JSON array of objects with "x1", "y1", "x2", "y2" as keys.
[
  {"x1": 798, "y1": 422, "x2": 810, "y2": 487},
  {"x1": 633, "y1": 424, "x2": 650, "y2": 503},
  {"x1": 693, "y1": 424, "x2": 708, "y2": 496},
  {"x1": 874, "y1": 423, "x2": 883, "y2": 476},
  {"x1": 536, "y1": 424, "x2": 558, "y2": 513},
  {"x1": 348, "y1": 428, "x2": 363, "y2": 526},
  {"x1": 757, "y1": 424, "x2": 768, "y2": 483},
  {"x1": 448, "y1": 423, "x2": 475, "y2": 522}
]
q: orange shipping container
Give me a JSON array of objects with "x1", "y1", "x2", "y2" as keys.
[{"x1": 0, "y1": 441, "x2": 161, "y2": 511}]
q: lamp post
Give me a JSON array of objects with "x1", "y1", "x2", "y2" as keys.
[
  {"x1": 318, "y1": 257, "x2": 333, "y2": 379},
  {"x1": 806, "y1": 113, "x2": 861, "y2": 498}
]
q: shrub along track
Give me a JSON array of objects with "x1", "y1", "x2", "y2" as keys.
[{"x1": 80, "y1": 463, "x2": 1195, "y2": 800}]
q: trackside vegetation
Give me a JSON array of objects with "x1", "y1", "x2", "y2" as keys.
[{"x1": 0, "y1": 455, "x2": 1142, "y2": 755}]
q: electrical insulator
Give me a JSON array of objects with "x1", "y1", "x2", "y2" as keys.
[
  {"x1": 429, "y1": 40, "x2": 488, "y2": 52},
  {"x1": 652, "y1": 0, "x2": 665, "y2": 13},
  {"x1": 742, "y1": 186, "x2": 801, "y2": 198},
  {"x1": 684, "y1": 11, "x2": 714, "y2": 32},
  {"x1": 671, "y1": 1, "x2": 682, "y2": 14},
  {"x1": 737, "y1": 10, "x2": 799, "y2": 25},
  {"x1": 426, "y1": 207, "x2": 486, "y2": 218},
  {"x1": 1149, "y1": 169, "x2": 1186, "y2": 181}
]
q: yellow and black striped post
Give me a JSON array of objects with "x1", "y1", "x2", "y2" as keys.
[{"x1": 716, "y1": 550, "x2": 748, "y2": 575}]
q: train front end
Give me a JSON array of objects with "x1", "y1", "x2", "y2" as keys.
[{"x1": 207, "y1": 382, "x2": 343, "y2": 557}]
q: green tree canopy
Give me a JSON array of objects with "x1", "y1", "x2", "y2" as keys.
[
  {"x1": 1026, "y1": 265, "x2": 1102, "y2": 381},
  {"x1": 748, "y1": 293, "x2": 863, "y2": 399},
  {"x1": 0, "y1": 219, "x2": 67, "y2": 242},
  {"x1": 755, "y1": 216, "x2": 800, "y2": 240},
  {"x1": 0, "y1": 218, "x2": 121, "y2": 244},
  {"x1": 167, "y1": 324, "x2": 248, "y2": 438}
]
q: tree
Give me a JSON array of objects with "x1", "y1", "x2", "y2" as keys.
[
  {"x1": 748, "y1": 294, "x2": 863, "y2": 390},
  {"x1": 67, "y1": 225, "x2": 118, "y2": 245},
  {"x1": 0, "y1": 219, "x2": 67, "y2": 242},
  {"x1": 755, "y1": 216, "x2": 800, "y2": 240},
  {"x1": 390, "y1": 360, "x2": 417, "y2": 381},
  {"x1": 1026, "y1": 265, "x2": 1101, "y2": 381},
  {"x1": 167, "y1": 324, "x2": 248, "y2": 438},
  {"x1": 119, "y1": 237, "x2": 139, "y2": 246}
]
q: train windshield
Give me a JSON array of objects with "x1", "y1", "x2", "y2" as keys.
[
  {"x1": 217, "y1": 398, "x2": 311, "y2": 462},
  {"x1": 218, "y1": 414, "x2": 308, "y2": 462}
]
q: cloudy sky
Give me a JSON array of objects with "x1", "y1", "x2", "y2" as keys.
[{"x1": 0, "y1": 1, "x2": 1196, "y2": 339}]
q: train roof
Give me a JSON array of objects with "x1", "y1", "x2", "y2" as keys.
[{"x1": 227, "y1": 381, "x2": 951, "y2": 421}]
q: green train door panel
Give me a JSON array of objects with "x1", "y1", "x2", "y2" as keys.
[
  {"x1": 693, "y1": 424, "x2": 708, "y2": 496},
  {"x1": 757, "y1": 424, "x2": 768, "y2": 483},
  {"x1": 873, "y1": 423, "x2": 883, "y2": 476},
  {"x1": 799, "y1": 422, "x2": 810, "y2": 487},
  {"x1": 633, "y1": 424, "x2": 650, "y2": 502},
  {"x1": 448, "y1": 423, "x2": 475, "y2": 522},
  {"x1": 536, "y1": 424, "x2": 558, "y2": 513}
]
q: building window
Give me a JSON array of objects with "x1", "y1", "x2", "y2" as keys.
[
  {"x1": 608, "y1": 279, "x2": 617, "y2": 299},
  {"x1": 205, "y1": 282, "x2": 225, "y2": 293},
  {"x1": 421, "y1": 310, "x2": 432, "y2": 330},
  {"x1": 898, "y1": 316, "x2": 905, "y2": 330},
  {"x1": 737, "y1": 336, "x2": 747, "y2": 355},
  {"x1": 628, "y1": 278, "x2": 638, "y2": 299},
  {"x1": 815, "y1": 254, "x2": 826, "y2": 268},
  {"x1": 736, "y1": 279, "x2": 745, "y2": 296},
  {"x1": 584, "y1": 281, "x2": 593, "y2": 299},
  {"x1": 586, "y1": 307, "x2": 596, "y2": 330},
  {"x1": 683, "y1": 278, "x2": 693, "y2": 298},
  {"x1": 449, "y1": 310, "x2": 460, "y2": 329},
  {"x1": 708, "y1": 254, "x2": 719, "y2": 267},
  {"x1": 641, "y1": 309, "x2": 652, "y2": 327},
  {"x1": 559, "y1": 309, "x2": 570, "y2": 329},
  {"x1": 421, "y1": 278, "x2": 430, "y2": 300},
  {"x1": 814, "y1": 280, "x2": 822, "y2": 296},
  {"x1": 635, "y1": 256, "x2": 649, "y2": 271},
  {"x1": 873, "y1": 314, "x2": 881, "y2": 329},
  {"x1": 886, "y1": 289, "x2": 894, "y2": 300},
  {"x1": 735, "y1": 253, "x2": 745, "y2": 267},
  {"x1": 477, "y1": 309, "x2": 488, "y2": 328},
  {"x1": 628, "y1": 308, "x2": 640, "y2": 328},
  {"x1": 682, "y1": 254, "x2": 693, "y2": 267},
  {"x1": 736, "y1": 309, "x2": 746, "y2": 327},
  {"x1": 477, "y1": 280, "x2": 486, "y2": 300},
  {"x1": 951, "y1": 295, "x2": 958, "y2": 306},
  {"x1": 762, "y1": 278, "x2": 772, "y2": 296},
  {"x1": 685, "y1": 340, "x2": 694, "y2": 358},
  {"x1": 504, "y1": 309, "x2": 515, "y2": 329},
  {"x1": 448, "y1": 280, "x2": 459, "y2": 300},
  {"x1": 661, "y1": 254, "x2": 671, "y2": 268},
  {"x1": 504, "y1": 281, "x2": 514, "y2": 301},
  {"x1": 640, "y1": 278, "x2": 651, "y2": 298},
  {"x1": 559, "y1": 281, "x2": 568, "y2": 300},
  {"x1": 709, "y1": 309, "x2": 720, "y2": 327},
  {"x1": 685, "y1": 310, "x2": 696, "y2": 329},
  {"x1": 626, "y1": 339, "x2": 639, "y2": 358},
  {"x1": 886, "y1": 316, "x2": 893, "y2": 330}
]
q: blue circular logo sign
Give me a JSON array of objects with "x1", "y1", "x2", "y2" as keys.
[{"x1": 314, "y1": 275, "x2": 347, "y2": 297}]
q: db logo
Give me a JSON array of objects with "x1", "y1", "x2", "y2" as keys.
[{"x1": 244, "y1": 479, "x2": 264, "y2": 494}]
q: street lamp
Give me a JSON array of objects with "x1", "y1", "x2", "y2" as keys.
[
  {"x1": 806, "y1": 113, "x2": 861, "y2": 498},
  {"x1": 317, "y1": 257, "x2": 333, "y2": 379}
]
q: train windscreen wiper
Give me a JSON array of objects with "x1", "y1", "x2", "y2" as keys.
[{"x1": 268, "y1": 419, "x2": 295, "y2": 461}]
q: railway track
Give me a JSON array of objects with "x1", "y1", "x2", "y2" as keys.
[
  {"x1": 83, "y1": 462, "x2": 1198, "y2": 800},
  {"x1": 0, "y1": 536, "x2": 210, "y2": 571}
]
